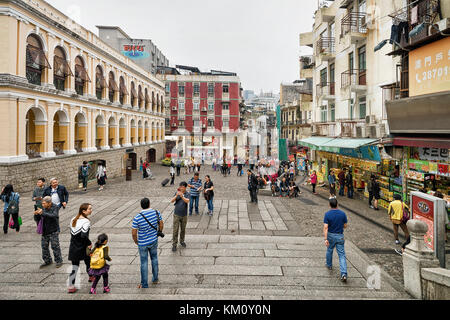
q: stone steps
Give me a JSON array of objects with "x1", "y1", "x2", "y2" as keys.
[{"x1": 0, "y1": 284, "x2": 409, "y2": 300}]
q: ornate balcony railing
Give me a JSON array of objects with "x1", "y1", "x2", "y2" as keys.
[
  {"x1": 53, "y1": 141, "x2": 65, "y2": 155},
  {"x1": 316, "y1": 37, "x2": 335, "y2": 55},
  {"x1": 341, "y1": 12, "x2": 367, "y2": 35},
  {"x1": 341, "y1": 69, "x2": 366, "y2": 88},
  {"x1": 26, "y1": 142, "x2": 41, "y2": 159},
  {"x1": 75, "y1": 139, "x2": 83, "y2": 153},
  {"x1": 316, "y1": 82, "x2": 336, "y2": 96}
]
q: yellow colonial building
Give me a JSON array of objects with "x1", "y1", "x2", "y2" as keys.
[{"x1": 0, "y1": 0, "x2": 166, "y2": 191}]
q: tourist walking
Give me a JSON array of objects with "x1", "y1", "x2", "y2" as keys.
[
  {"x1": 204, "y1": 175, "x2": 214, "y2": 216},
  {"x1": 132, "y1": 198, "x2": 164, "y2": 288},
  {"x1": 34, "y1": 196, "x2": 63, "y2": 268},
  {"x1": 369, "y1": 175, "x2": 380, "y2": 210},
  {"x1": 80, "y1": 161, "x2": 90, "y2": 191},
  {"x1": 176, "y1": 158, "x2": 181, "y2": 176},
  {"x1": 237, "y1": 162, "x2": 243, "y2": 176},
  {"x1": 247, "y1": 169, "x2": 258, "y2": 203},
  {"x1": 310, "y1": 171, "x2": 318, "y2": 194},
  {"x1": 328, "y1": 169, "x2": 336, "y2": 198},
  {"x1": 212, "y1": 158, "x2": 217, "y2": 171},
  {"x1": 142, "y1": 160, "x2": 149, "y2": 179},
  {"x1": 387, "y1": 194, "x2": 410, "y2": 245},
  {"x1": 1, "y1": 184, "x2": 20, "y2": 234},
  {"x1": 187, "y1": 173, "x2": 202, "y2": 215},
  {"x1": 43, "y1": 178, "x2": 69, "y2": 209},
  {"x1": 323, "y1": 198, "x2": 348, "y2": 282},
  {"x1": 170, "y1": 164, "x2": 176, "y2": 185},
  {"x1": 32, "y1": 178, "x2": 46, "y2": 225},
  {"x1": 346, "y1": 169, "x2": 354, "y2": 199},
  {"x1": 96, "y1": 162, "x2": 107, "y2": 191},
  {"x1": 68, "y1": 203, "x2": 93, "y2": 293},
  {"x1": 338, "y1": 168, "x2": 346, "y2": 196},
  {"x1": 87, "y1": 233, "x2": 112, "y2": 294},
  {"x1": 227, "y1": 160, "x2": 232, "y2": 175},
  {"x1": 171, "y1": 182, "x2": 190, "y2": 252}
]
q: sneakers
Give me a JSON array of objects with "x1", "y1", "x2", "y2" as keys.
[
  {"x1": 394, "y1": 249, "x2": 403, "y2": 256},
  {"x1": 172, "y1": 245, "x2": 177, "y2": 252},
  {"x1": 180, "y1": 242, "x2": 186, "y2": 248},
  {"x1": 341, "y1": 275, "x2": 347, "y2": 283},
  {"x1": 39, "y1": 262, "x2": 52, "y2": 269},
  {"x1": 370, "y1": 205, "x2": 374, "y2": 209},
  {"x1": 326, "y1": 265, "x2": 332, "y2": 270},
  {"x1": 103, "y1": 286, "x2": 111, "y2": 293},
  {"x1": 67, "y1": 286, "x2": 77, "y2": 294},
  {"x1": 152, "y1": 280, "x2": 159, "y2": 285},
  {"x1": 395, "y1": 240, "x2": 400, "y2": 245},
  {"x1": 89, "y1": 288, "x2": 97, "y2": 294},
  {"x1": 55, "y1": 262, "x2": 63, "y2": 268}
]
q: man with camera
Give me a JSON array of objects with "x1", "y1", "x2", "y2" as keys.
[
  {"x1": 171, "y1": 182, "x2": 190, "y2": 252},
  {"x1": 132, "y1": 198, "x2": 164, "y2": 288}
]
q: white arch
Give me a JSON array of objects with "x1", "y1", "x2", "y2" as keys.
[
  {"x1": 119, "y1": 117, "x2": 126, "y2": 127},
  {"x1": 50, "y1": 108, "x2": 70, "y2": 123},
  {"x1": 52, "y1": 43, "x2": 70, "y2": 61},
  {"x1": 74, "y1": 111, "x2": 88, "y2": 124},
  {"x1": 130, "y1": 118, "x2": 136, "y2": 127},
  {"x1": 26, "y1": 31, "x2": 48, "y2": 52},
  {"x1": 74, "y1": 53, "x2": 89, "y2": 71},
  {"x1": 25, "y1": 104, "x2": 47, "y2": 122},
  {"x1": 108, "y1": 114, "x2": 117, "y2": 126},
  {"x1": 95, "y1": 113, "x2": 106, "y2": 125}
]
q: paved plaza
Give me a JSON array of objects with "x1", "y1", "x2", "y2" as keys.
[{"x1": 0, "y1": 165, "x2": 413, "y2": 299}]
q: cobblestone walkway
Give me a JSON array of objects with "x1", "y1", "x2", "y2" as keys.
[{"x1": 0, "y1": 165, "x2": 412, "y2": 299}]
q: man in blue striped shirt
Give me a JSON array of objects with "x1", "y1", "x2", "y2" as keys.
[
  {"x1": 187, "y1": 173, "x2": 203, "y2": 215},
  {"x1": 132, "y1": 198, "x2": 163, "y2": 288}
]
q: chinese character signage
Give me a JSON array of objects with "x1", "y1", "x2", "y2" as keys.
[
  {"x1": 418, "y1": 147, "x2": 449, "y2": 161},
  {"x1": 121, "y1": 44, "x2": 150, "y2": 60},
  {"x1": 409, "y1": 37, "x2": 450, "y2": 96}
]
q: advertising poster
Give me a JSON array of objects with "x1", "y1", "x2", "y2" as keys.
[{"x1": 412, "y1": 194, "x2": 435, "y2": 250}]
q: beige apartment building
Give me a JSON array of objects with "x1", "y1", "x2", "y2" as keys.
[
  {"x1": 0, "y1": 0, "x2": 166, "y2": 191},
  {"x1": 300, "y1": 0, "x2": 404, "y2": 139},
  {"x1": 279, "y1": 55, "x2": 314, "y2": 145}
]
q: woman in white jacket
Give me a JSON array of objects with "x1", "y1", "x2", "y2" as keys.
[{"x1": 96, "y1": 162, "x2": 107, "y2": 191}]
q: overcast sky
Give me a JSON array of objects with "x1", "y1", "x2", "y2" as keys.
[{"x1": 46, "y1": 0, "x2": 316, "y2": 94}]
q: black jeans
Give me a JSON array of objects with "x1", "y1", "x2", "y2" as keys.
[
  {"x1": 170, "y1": 173, "x2": 175, "y2": 185},
  {"x1": 3, "y1": 211, "x2": 19, "y2": 233},
  {"x1": 312, "y1": 183, "x2": 316, "y2": 193},
  {"x1": 249, "y1": 188, "x2": 258, "y2": 202}
]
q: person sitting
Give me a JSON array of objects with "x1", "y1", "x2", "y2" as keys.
[
  {"x1": 279, "y1": 177, "x2": 289, "y2": 197},
  {"x1": 271, "y1": 178, "x2": 279, "y2": 197},
  {"x1": 289, "y1": 180, "x2": 299, "y2": 198}
]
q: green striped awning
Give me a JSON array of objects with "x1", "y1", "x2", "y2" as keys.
[{"x1": 298, "y1": 137, "x2": 378, "y2": 152}]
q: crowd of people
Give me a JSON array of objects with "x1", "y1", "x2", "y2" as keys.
[{"x1": 1, "y1": 153, "x2": 448, "y2": 293}]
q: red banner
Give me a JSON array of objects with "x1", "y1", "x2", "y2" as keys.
[{"x1": 412, "y1": 194, "x2": 435, "y2": 250}]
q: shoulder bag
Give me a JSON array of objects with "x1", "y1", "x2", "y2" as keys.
[
  {"x1": 139, "y1": 211, "x2": 164, "y2": 238},
  {"x1": 401, "y1": 202, "x2": 410, "y2": 224}
]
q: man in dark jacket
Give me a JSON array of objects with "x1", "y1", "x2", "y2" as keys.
[
  {"x1": 43, "y1": 178, "x2": 69, "y2": 209},
  {"x1": 247, "y1": 170, "x2": 259, "y2": 203},
  {"x1": 346, "y1": 169, "x2": 354, "y2": 199},
  {"x1": 34, "y1": 196, "x2": 63, "y2": 268}
]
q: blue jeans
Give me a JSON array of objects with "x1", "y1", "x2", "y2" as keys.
[
  {"x1": 138, "y1": 241, "x2": 158, "y2": 288},
  {"x1": 339, "y1": 183, "x2": 345, "y2": 196},
  {"x1": 347, "y1": 185, "x2": 354, "y2": 198},
  {"x1": 326, "y1": 233, "x2": 347, "y2": 277},
  {"x1": 207, "y1": 195, "x2": 214, "y2": 213},
  {"x1": 189, "y1": 195, "x2": 199, "y2": 215}
]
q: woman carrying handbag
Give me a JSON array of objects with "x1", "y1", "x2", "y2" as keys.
[
  {"x1": 387, "y1": 194, "x2": 410, "y2": 245},
  {"x1": 203, "y1": 175, "x2": 214, "y2": 216}
]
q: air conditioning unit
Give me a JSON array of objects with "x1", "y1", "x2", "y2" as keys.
[
  {"x1": 367, "y1": 125, "x2": 377, "y2": 138},
  {"x1": 436, "y1": 18, "x2": 450, "y2": 32},
  {"x1": 172, "y1": 106, "x2": 177, "y2": 111},
  {"x1": 376, "y1": 124, "x2": 386, "y2": 138},
  {"x1": 171, "y1": 123, "x2": 176, "y2": 127},
  {"x1": 356, "y1": 126, "x2": 364, "y2": 138},
  {"x1": 365, "y1": 115, "x2": 376, "y2": 124},
  {"x1": 202, "y1": 124, "x2": 206, "y2": 128}
]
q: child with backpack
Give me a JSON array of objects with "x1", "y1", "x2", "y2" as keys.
[{"x1": 87, "y1": 233, "x2": 111, "y2": 294}]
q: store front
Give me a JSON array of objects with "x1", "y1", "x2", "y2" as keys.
[{"x1": 392, "y1": 137, "x2": 450, "y2": 204}]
